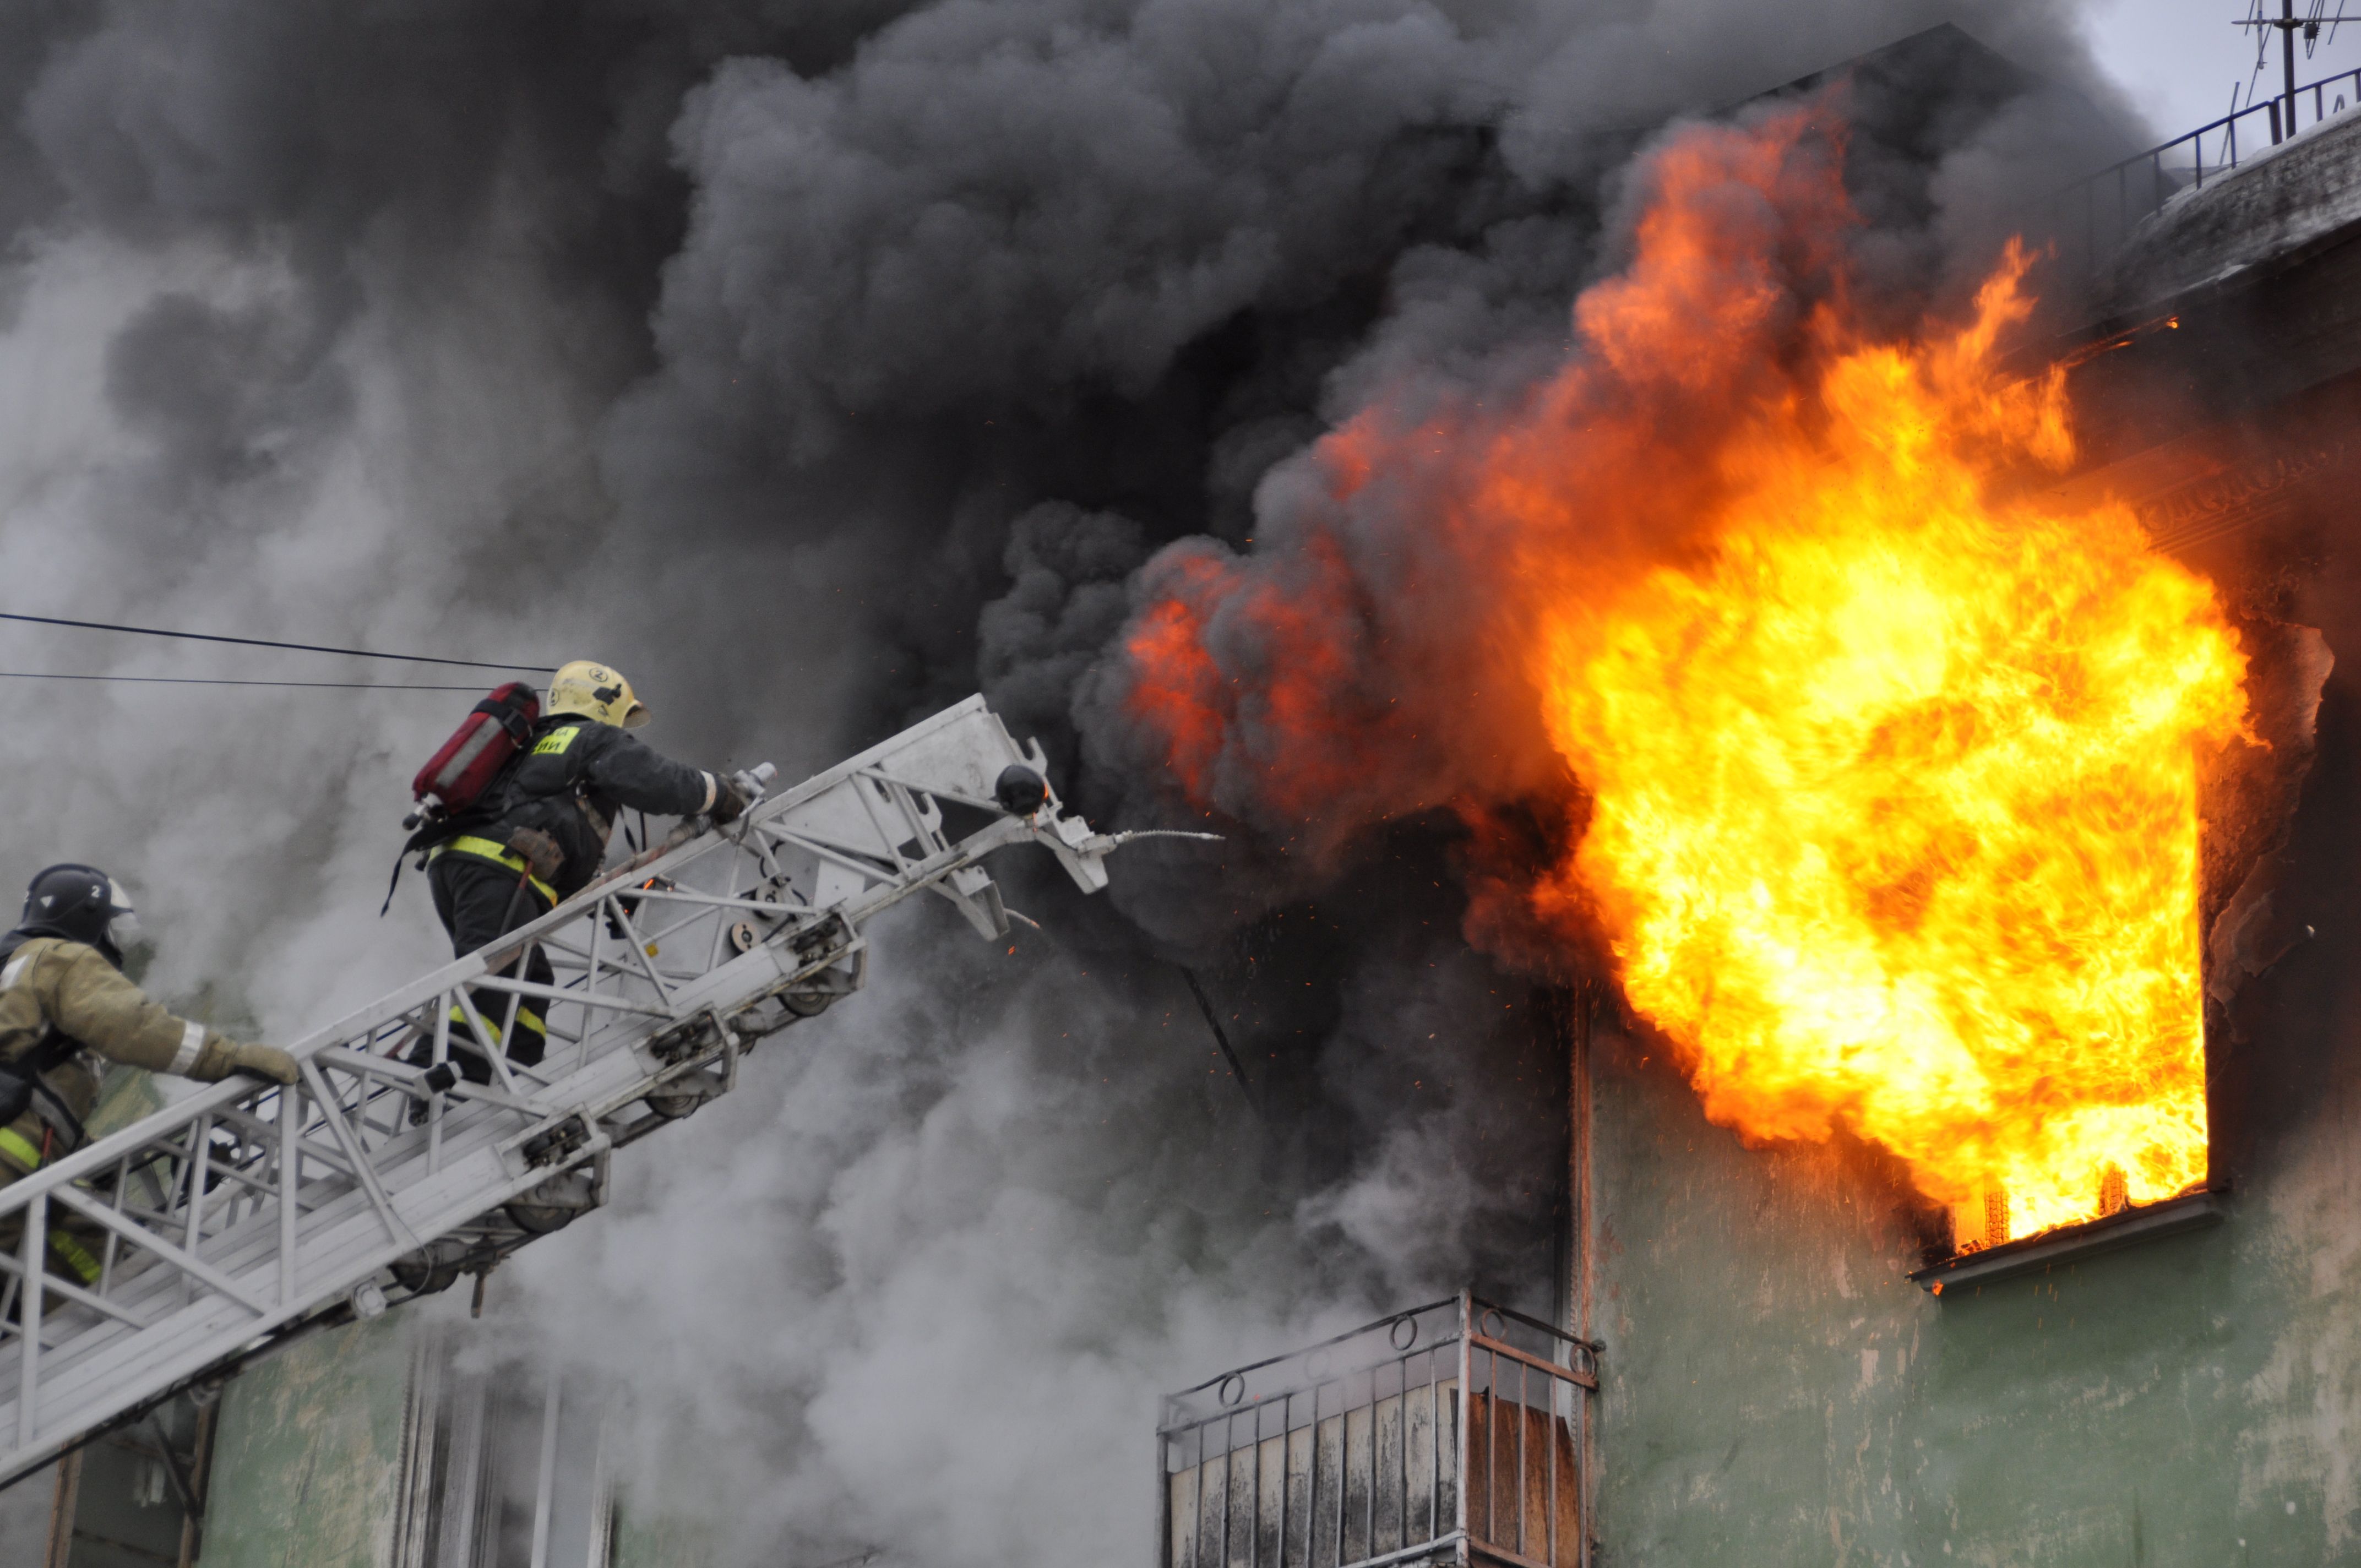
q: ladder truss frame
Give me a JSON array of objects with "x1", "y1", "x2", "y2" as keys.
[{"x1": 0, "y1": 695, "x2": 1134, "y2": 1487}]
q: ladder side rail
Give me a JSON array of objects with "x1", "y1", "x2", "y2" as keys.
[
  {"x1": 0, "y1": 827, "x2": 793, "y2": 1379},
  {"x1": 0, "y1": 697, "x2": 1117, "y2": 1485},
  {"x1": 10, "y1": 1003, "x2": 687, "y2": 1424},
  {"x1": 0, "y1": 891, "x2": 645, "y2": 1216},
  {"x1": 0, "y1": 695, "x2": 1041, "y2": 1218},
  {"x1": 0, "y1": 973, "x2": 598, "y2": 1471},
  {"x1": 2, "y1": 915, "x2": 859, "y2": 1469},
  {"x1": 18, "y1": 1128, "x2": 608, "y2": 1462}
]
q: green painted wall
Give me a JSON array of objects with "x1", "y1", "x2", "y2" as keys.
[
  {"x1": 1586, "y1": 930, "x2": 2359, "y2": 1562},
  {"x1": 610, "y1": 1502, "x2": 720, "y2": 1568},
  {"x1": 86, "y1": 1068, "x2": 164, "y2": 1139},
  {"x1": 196, "y1": 1319, "x2": 414, "y2": 1568}
]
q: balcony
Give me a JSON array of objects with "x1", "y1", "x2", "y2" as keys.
[{"x1": 1158, "y1": 1294, "x2": 1599, "y2": 1568}]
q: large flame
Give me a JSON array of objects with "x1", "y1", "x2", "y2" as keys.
[
  {"x1": 1120, "y1": 105, "x2": 2252, "y2": 1245},
  {"x1": 1532, "y1": 268, "x2": 2248, "y2": 1239}
]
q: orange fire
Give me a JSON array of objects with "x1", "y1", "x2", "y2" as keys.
[
  {"x1": 1121, "y1": 104, "x2": 2252, "y2": 1245},
  {"x1": 1532, "y1": 260, "x2": 2249, "y2": 1240}
]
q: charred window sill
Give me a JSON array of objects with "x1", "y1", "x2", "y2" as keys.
[{"x1": 1907, "y1": 1188, "x2": 2232, "y2": 1295}]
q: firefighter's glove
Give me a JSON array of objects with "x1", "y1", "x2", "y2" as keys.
[
  {"x1": 711, "y1": 775, "x2": 754, "y2": 826},
  {"x1": 225, "y1": 1042, "x2": 299, "y2": 1085}
]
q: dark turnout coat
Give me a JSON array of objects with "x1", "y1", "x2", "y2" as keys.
[{"x1": 471, "y1": 715, "x2": 717, "y2": 896}]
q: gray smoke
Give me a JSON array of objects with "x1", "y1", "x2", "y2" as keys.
[{"x1": 0, "y1": 1, "x2": 2144, "y2": 1561}]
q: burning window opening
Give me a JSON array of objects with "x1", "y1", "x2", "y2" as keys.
[
  {"x1": 1159, "y1": 1295, "x2": 1598, "y2": 1568},
  {"x1": 1901, "y1": 609, "x2": 2329, "y2": 1277}
]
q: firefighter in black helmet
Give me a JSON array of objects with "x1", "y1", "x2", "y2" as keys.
[
  {"x1": 0, "y1": 864, "x2": 297, "y2": 1286},
  {"x1": 417, "y1": 661, "x2": 750, "y2": 1085}
]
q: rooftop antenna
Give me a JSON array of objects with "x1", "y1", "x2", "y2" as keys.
[{"x1": 2237, "y1": 0, "x2": 2359, "y2": 141}]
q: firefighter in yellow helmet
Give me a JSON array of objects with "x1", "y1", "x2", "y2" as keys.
[
  {"x1": 413, "y1": 661, "x2": 750, "y2": 1084},
  {"x1": 0, "y1": 864, "x2": 297, "y2": 1286}
]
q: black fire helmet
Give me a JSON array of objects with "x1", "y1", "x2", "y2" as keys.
[{"x1": 18, "y1": 864, "x2": 140, "y2": 967}]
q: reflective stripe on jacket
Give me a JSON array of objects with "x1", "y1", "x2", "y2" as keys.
[
  {"x1": 0, "y1": 1124, "x2": 45, "y2": 1174},
  {"x1": 0, "y1": 937, "x2": 242, "y2": 1175},
  {"x1": 430, "y1": 836, "x2": 559, "y2": 908}
]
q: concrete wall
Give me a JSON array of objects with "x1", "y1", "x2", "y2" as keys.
[
  {"x1": 1586, "y1": 658, "x2": 2361, "y2": 1565},
  {"x1": 609, "y1": 1507, "x2": 718, "y2": 1568},
  {"x1": 196, "y1": 1320, "x2": 415, "y2": 1568},
  {"x1": 0, "y1": 1471, "x2": 55, "y2": 1567},
  {"x1": 1593, "y1": 1044, "x2": 2283, "y2": 1564}
]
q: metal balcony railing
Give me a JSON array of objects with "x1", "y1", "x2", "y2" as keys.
[
  {"x1": 2048, "y1": 66, "x2": 2361, "y2": 282},
  {"x1": 1158, "y1": 1294, "x2": 1600, "y2": 1568}
]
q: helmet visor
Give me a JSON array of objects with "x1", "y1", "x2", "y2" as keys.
[{"x1": 106, "y1": 890, "x2": 140, "y2": 951}]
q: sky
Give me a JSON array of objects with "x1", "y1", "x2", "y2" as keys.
[{"x1": 2085, "y1": 0, "x2": 2361, "y2": 144}]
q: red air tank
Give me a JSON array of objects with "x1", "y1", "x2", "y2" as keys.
[{"x1": 412, "y1": 681, "x2": 541, "y2": 815}]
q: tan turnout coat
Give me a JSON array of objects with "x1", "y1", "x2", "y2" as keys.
[{"x1": 0, "y1": 937, "x2": 244, "y2": 1178}]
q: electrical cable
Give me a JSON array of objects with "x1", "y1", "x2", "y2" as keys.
[
  {"x1": 1178, "y1": 965, "x2": 1261, "y2": 1119},
  {"x1": 0, "y1": 612, "x2": 550, "y2": 672},
  {"x1": 0, "y1": 672, "x2": 492, "y2": 690}
]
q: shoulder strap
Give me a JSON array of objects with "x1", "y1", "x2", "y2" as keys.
[
  {"x1": 23, "y1": 1058, "x2": 87, "y2": 1151},
  {"x1": 0, "y1": 931, "x2": 48, "y2": 1001},
  {"x1": 0, "y1": 934, "x2": 94, "y2": 1151},
  {"x1": 381, "y1": 814, "x2": 461, "y2": 918},
  {"x1": 1, "y1": 937, "x2": 88, "y2": 1069},
  {"x1": 382, "y1": 726, "x2": 571, "y2": 918}
]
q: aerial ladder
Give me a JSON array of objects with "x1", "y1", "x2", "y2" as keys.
[{"x1": 0, "y1": 696, "x2": 1180, "y2": 1487}]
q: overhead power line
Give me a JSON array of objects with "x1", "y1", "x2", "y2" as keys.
[
  {"x1": 0, "y1": 612, "x2": 551, "y2": 673},
  {"x1": 0, "y1": 672, "x2": 489, "y2": 690}
]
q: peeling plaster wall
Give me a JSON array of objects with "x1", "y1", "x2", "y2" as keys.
[
  {"x1": 611, "y1": 1508, "x2": 721, "y2": 1568},
  {"x1": 1592, "y1": 1040, "x2": 2286, "y2": 1564},
  {"x1": 197, "y1": 1318, "x2": 414, "y2": 1568}
]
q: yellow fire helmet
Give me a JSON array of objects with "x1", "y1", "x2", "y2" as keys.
[{"x1": 546, "y1": 660, "x2": 651, "y2": 729}]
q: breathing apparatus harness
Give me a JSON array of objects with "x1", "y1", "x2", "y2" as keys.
[
  {"x1": 0, "y1": 930, "x2": 96, "y2": 1162},
  {"x1": 382, "y1": 682, "x2": 548, "y2": 915}
]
